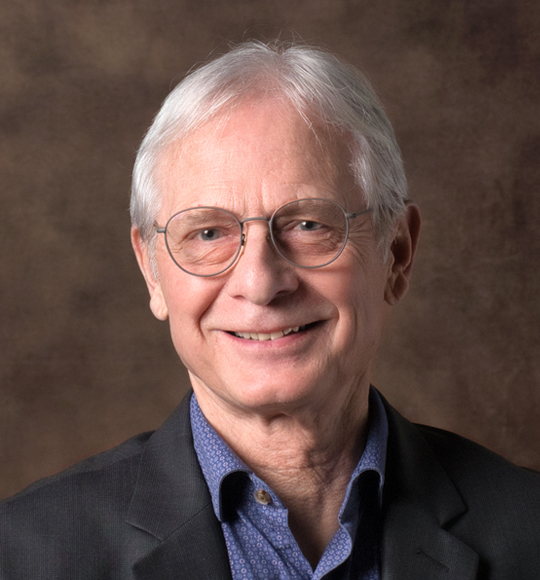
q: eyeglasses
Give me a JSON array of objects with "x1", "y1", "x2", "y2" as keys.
[{"x1": 155, "y1": 198, "x2": 372, "y2": 277}]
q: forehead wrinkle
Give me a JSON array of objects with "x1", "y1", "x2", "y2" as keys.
[{"x1": 155, "y1": 100, "x2": 359, "y2": 218}]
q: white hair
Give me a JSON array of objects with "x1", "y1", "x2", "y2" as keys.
[{"x1": 131, "y1": 40, "x2": 407, "y2": 252}]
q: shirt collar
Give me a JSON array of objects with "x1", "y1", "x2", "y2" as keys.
[
  {"x1": 191, "y1": 395, "x2": 248, "y2": 520},
  {"x1": 338, "y1": 386, "x2": 388, "y2": 524},
  {"x1": 191, "y1": 386, "x2": 388, "y2": 522}
]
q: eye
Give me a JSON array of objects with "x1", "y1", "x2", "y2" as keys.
[
  {"x1": 299, "y1": 220, "x2": 322, "y2": 231},
  {"x1": 199, "y1": 228, "x2": 222, "y2": 241}
]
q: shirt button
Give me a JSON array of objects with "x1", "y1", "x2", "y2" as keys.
[{"x1": 254, "y1": 489, "x2": 272, "y2": 505}]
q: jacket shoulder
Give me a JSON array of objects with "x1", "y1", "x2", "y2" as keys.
[
  {"x1": 382, "y1": 394, "x2": 540, "y2": 499},
  {"x1": 415, "y1": 422, "x2": 540, "y2": 489},
  {"x1": 0, "y1": 431, "x2": 154, "y2": 544},
  {"x1": 0, "y1": 430, "x2": 158, "y2": 578},
  {"x1": 1, "y1": 430, "x2": 153, "y2": 506}
]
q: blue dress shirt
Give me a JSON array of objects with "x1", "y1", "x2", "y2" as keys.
[{"x1": 191, "y1": 387, "x2": 388, "y2": 580}]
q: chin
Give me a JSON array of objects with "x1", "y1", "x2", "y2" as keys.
[
  {"x1": 225, "y1": 377, "x2": 327, "y2": 414},
  {"x1": 190, "y1": 363, "x2": 330, "y2": 413}
]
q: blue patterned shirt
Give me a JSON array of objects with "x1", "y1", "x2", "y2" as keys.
[{"x1": 191, "y1": 387, "x2": 388, "y2": 580}]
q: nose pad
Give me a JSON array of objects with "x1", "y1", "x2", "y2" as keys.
[
  {"x1": 234, "y1": 231, "x2": 255, "y2": 262},
  {"x1": 238, "y1": 222, "x2": 281, "y2": 262}
]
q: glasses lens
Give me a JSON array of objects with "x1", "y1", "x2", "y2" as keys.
[
  {"x1": 165, "y1": 208, "x2": 242, "y2": 276},
  {"x1": 271, "y1": 199, "x2": 348, "y2": 268}
]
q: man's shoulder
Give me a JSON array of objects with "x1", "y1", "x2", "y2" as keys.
[
  {"x1": 415, "y1": 421, "x2": 540, "y2": 486},
  {"x1": 0, "y1": 430, "x2": 152, "y2": 516},
  {"x1": 0, "y1": 394, "x2": 196, "y2": 526},
  {"x1": 0, "y1": 395, "x2": 214, "y2": 578},
  {"x1": 389, "y1": 403, "x2": 540, "y2": 541},
  {"x1": 382, "y1": 395, "x2": 540, "y2": 524},
  {"x1": 0, "y1": 430, "x2": 160, "y2": 577},
  {"x1": 382, "y1": 394, "x2": 540, "y2": 489},
  {"x1": 381, "y1": 399, "x2": 540, "y2": 576}
]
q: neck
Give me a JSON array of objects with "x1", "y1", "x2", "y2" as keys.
[{"x1": 192, "y1": 379, "x2": 371, "y2": 567}]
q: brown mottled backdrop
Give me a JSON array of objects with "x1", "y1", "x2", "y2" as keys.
[{"x1": 1, "y1": 0, "x2": 539, "y2": 500}]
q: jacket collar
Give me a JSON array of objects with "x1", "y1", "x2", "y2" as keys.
[{"x1": 380, "y1": 396, "x2": 479, "y2": 580}]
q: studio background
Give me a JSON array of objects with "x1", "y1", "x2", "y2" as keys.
[{"x1": 1, "y1": 0, "x2": 539, "y2": 501}]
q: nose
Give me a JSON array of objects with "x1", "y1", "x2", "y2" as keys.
[{"x1": 225, "y1": 221, "x2": 299, "y2": 305}]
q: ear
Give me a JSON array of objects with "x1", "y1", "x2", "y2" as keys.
[
  {"x1": 384, "y1": 202, "x2": 421, "y2": 305},
  {"x1": 131, "y1": 226, "x2": 169, "y2": 321}
]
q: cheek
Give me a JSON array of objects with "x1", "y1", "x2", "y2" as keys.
[
  {"x1": 163, "y1": 280, "x2": 216, "y2": 373},
  {"x1": 160, "y1": 271, "x2": 225, "y2": 341},
  {"x1": 328, "y1": 255, "x2": 389, "y2": 337}
]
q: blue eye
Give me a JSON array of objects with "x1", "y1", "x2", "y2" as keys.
[
  {"x1": 299, "y1": 220, "x2": 322, "y2": 231},
  {"x1": 200, "y1": 228, "x2": 221, "y2": 241}
]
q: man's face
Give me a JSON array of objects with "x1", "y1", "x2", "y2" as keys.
[{"x1": 134, "y1": 100, "x2": 409, "y2": 419}]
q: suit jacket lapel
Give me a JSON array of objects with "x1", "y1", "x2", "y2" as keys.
[
  {"x1": 132, "y1": 504, "x2": 231, "y2": 580},
  {"x1": 380, "y1": 399, "x2": 479, "y2": 580},
  {"x1": 126, "y1": 394, "x2": 233, "y2": 580}
]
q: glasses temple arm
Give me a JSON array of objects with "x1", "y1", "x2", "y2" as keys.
[{"x1": 347, "y1": 208, "x2": 374, "y2": 220}]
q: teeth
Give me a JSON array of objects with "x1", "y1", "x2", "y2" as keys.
[
  {"x1": 234, "y1": 326, "x2": 302, "y2": 341},
  {"x1": 284, "y1": 327, "x2": 300, "y2": 335}
]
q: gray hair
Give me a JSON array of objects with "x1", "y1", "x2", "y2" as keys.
[{"x1": 131, "y1": 40, "x2": 407, "y2": 252}]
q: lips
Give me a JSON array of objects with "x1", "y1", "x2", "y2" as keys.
[{"x1": 232, "y1": 325, "x2": 304, "y2": 341}]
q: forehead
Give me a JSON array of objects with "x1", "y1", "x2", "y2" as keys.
[{"x1": 155, "y1": 99, "x2": 358, "y2": 215}]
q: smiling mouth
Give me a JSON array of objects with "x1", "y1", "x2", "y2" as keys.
[{"x1": 229, "y1": 323, "x2": 317, "y2": 341}]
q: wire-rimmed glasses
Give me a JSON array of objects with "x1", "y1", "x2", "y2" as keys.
[{"x1": 155, "y1": 198, "x2": 372, "y2": 277}]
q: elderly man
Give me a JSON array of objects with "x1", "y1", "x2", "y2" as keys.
[{"x1": 1, "y1": 41, "x2": 539, "y2": 579}]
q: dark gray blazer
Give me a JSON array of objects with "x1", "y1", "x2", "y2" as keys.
[{"x1": 1, "y1": 392, "x2": 539, "y2": 579}]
